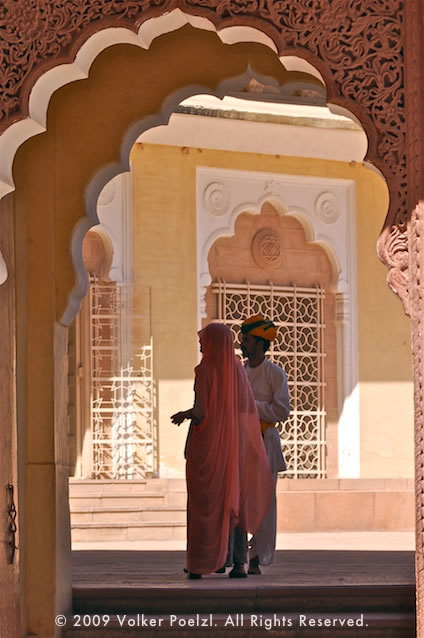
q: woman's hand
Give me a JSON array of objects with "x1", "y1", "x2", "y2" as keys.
[{"x1": 171, "y1": 410, "x2": 190, "y2": 426}]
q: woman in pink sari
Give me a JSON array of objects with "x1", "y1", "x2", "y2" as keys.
[{"x1": 171, "y1": 323, "x2": 273, "y2": 578}]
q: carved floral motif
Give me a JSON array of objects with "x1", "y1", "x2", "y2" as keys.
[
  {"x1": 251, "y1": 228, "x2": 282, "y2": 270},
  {"x1": 0, "y1": 0, "x2": 408, "y2": 310},
  {"x1": 182, "y1": 0, "x2": 408, "y2": 309},
  {"x1": 0, "y1": 0, "x2": 173, "y2": 123}
]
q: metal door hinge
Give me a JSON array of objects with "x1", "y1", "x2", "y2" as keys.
[{"x1": 6, "y1": 483, "x2": 18, "y2": 564}]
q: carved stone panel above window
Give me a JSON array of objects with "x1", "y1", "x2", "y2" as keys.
[{"x1": 251, "y1": 227, "x2": 283, "y2": 271}]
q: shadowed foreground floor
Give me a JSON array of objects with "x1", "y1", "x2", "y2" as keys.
[
  {"x1": 72, "y1": 549, "x2": 414, "y2": 588},
  {"x1": 67, "y1": 550, "x2": 415, "y2": 637}
]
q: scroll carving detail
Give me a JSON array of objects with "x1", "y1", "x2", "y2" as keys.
[{"x1": 0, "y1": 0, "x2": 408, "y2": 308}]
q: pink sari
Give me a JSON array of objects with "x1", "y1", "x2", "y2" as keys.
[{"x1": 186, "y1": 323, "x2": 273, "y2": 575}]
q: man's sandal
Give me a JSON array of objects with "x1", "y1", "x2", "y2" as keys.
[{"x1": 228, "y1": 564, "x2": 247, "y2": 578}]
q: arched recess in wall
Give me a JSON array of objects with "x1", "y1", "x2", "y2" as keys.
[
  {"x1": 198, "y1": 179, "x2": 359, "y2": 478},
  {"x1": 68, "y1": 226, "x2": 115, "y2": 477},
  {"x1": 82, "y1": 227, "x2": 114, "y2": 281},
  {"x1": 205, "y1": 202, "x2": 339, "y2": 479}
]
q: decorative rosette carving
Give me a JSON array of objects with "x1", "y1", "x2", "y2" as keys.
[
  {"x1": 251, "y1": 227, "x2": 282, "y2": 270},
  {"x1": 314, "y1": 192, "x2": 339, "y2": 225},
  {"x1": 203, "y1": 182, "x2": 230, "y2": 217}
]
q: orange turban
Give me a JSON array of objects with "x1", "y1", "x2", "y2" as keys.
[{"x1": 241, "y1": 315, "x2": 277, "y2": 341}]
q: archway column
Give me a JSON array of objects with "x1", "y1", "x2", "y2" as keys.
[
  {"x1": 10, "y1": 124, "x2": 73, "y2": 635},
  {"x1": 403, "y1": 1, "x2": 424, "y2": 631},
  {"x1": 0, "y1": 194, "x2": 20, "y2": 636},
  {"x1": 409, "y1": 204, "x2": 424, "y2": 633}
]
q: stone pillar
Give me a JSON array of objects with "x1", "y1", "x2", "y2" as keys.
[
  {"x1": 404, "y1": 1, "x2": 424, "y2": 631},
  {"x1": 0, "y1": 194, "x2": 20, "y2": 636},
  {"x1": 409, "y1": 203, "x2": 424, "y2": 634}
]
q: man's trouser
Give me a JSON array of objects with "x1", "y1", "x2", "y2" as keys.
[{"x1": 226, "y1": 525, "x2": 247, "y2": 566}]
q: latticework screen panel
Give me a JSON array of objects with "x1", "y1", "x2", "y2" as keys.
[
  {"x1": 89, "y1": 281, "x2": 156, "y2": 479},
  {"x1": 212, "y1": 280, "x2": 326, "y2": 479}
]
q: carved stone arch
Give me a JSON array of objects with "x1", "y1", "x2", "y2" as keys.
[
  {"x1": 0, "y1": 2, "x2": 407, "y2": 311},
  {"x1": 0, "y1": 16, "x2": 340, "y2": 324},
  {"x1": 7, "y1": 25, "x2": 317, "y2": 326}
]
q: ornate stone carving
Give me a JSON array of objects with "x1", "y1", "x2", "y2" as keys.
[
  {"x1": 203, "y1": 182, "x2": 230, "y2": 217},
  {"x1": 183, "y1": 0, "x2": 407, "y2": 311},
  {"x1": 315, "y1": 192, "x2": 339, "y2": 225},
  {"x1": 251, "y1": 227, "x2": 282, "y2": 270},
  {"x1": 0, "y1": 0, "x2": 174, "y2": 125},
  {"x1": 0, "y1": 0, "x2": 408, "y2": 310}
]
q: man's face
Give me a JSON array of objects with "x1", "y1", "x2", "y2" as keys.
[{"x1": 240, "y1": 332, "x2": 261, "y2": 359}]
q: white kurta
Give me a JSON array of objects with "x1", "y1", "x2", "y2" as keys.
[{"x1": 245, "y1": 358, "x2": 290, "y2": 565}]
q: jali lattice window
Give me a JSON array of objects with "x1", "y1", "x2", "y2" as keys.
[
  {"x1": 90, "y1": 280, "x2": 156, "y2": 479},
  {"x1": 212, "y1": 280, "x2": 326, "y2": 478}
]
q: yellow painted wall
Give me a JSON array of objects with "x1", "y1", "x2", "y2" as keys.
[
  {"x1": 131, "y1": 143, "x2": 413, "y2": 478},
  {"x1": 355, "y1": 170, "x2": 413, "y2": 476}
]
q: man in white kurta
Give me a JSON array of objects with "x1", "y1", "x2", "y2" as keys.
[{"x1": 240, "y1": 315, "x2": 290, "y2": 574}]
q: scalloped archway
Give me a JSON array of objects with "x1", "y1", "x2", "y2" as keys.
[
  {"x1": 1, "y1": 3, "x2": 423, "y2": 637},
  {"x1": 0, "y1": 3, "x2": 409, "y2": 308}
]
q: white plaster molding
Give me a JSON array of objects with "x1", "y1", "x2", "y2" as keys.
[
  {"x1": 97, "y1": 180, "x2": 116, "y2": 208},
  {"x1": 140, "y1": 112, "x2": 367, "y2": 162},
  {"x1": 94, "y1": 173, "x2": 132, "y2": 284},
  {"x1": 196, "y1": 165, "x2": 359, "y2": 477},
  {"x1": 203, "y1": 181, "x2": 231, "y2": 217},
  {"x1": 0, "y1": 251, "x2": 7, "y2": 284},
  {"x1": 121, "y1": 171, "x2": 134, "y2": 285},
  {"x1": 315, "y1": 191, "x2": 339, "y2": 225}
]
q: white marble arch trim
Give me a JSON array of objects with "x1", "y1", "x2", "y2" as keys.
[
  {"x1": 196, "y1": 166, "x2": 359, "y2": 477},
  {"x1": 95, "y1": 172, "x2": 133, "y2": 285}
]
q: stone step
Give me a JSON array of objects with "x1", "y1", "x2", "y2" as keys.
[
  {"x1": 69, "y1": 480, "x2": 188, "y2": 542},
  {"x1": 70, "y1": 494, "x2": 166, "y2": 509},
  {"x1": 69, "y1": 492, "x2": 165, "y2": 514},
  {"x1": 69, "y1": 478, "x2": 414, "y2": 533},
  {"x1": 71, "y1": 506, "x2": 186, "y2": 524},
  {"x1": 71, "y1": 521, "x2": 186, "y2": 543},
  {"x1": 70, "y1": 491, "x2": 186, "y2": 507},
  {"x1": 69, "y1": 479, "x2": 185, "y2": 495},
  {"x1": 62, "y1": 611, "x2": 415, "y2": 637},
  {"x1": 73, "y1": 583, "x2": 414, "y2": 615},
  {"x1": 69, "y1": 479, "x2": 149, "y2": 496}
]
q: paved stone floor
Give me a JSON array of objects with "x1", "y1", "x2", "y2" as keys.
[
  {"x1": 72, "y1": 545, "x2": 415, "y2": 589},
  {"x1": 72, "y1": 531, "x2": 415, "y2": 554},
  {"x1": 70, "y1": 535, "x2": 415, "y2": 637}
]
